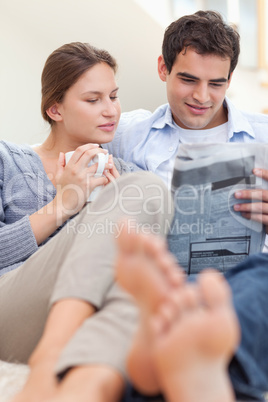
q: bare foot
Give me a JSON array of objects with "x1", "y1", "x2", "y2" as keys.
[
  {"x1": 150, "y1": 270, "x2": 240, "y2": 402},
  {"x1": 115, "y1": 223, "x2": 185, "y2": 394},
  {"x1": 115, "y1": 222, "x2": 184, "y2": 316}
]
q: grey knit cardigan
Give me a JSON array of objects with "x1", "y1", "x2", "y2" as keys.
[{"x1": 0, "y1": 140, "x2": 138, "y2": 276}]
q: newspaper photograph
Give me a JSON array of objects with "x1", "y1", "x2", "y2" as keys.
[{"x1": 167, "y1": 143, "x2": 268, "y2": 275}]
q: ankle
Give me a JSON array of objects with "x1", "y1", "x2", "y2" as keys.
[
  {"x1": 28, "y1": 345, "x2": 60, "y2": 369},
  {"x1": 59, "y1": 365, "x2": 125, "y2": 402}
]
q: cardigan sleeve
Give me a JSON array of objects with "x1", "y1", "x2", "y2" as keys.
[
  {"x1": 0, "y1": 144, "x2": 39, "y2": 272},
  {"x1": 0, "y1": 214, "x2": 38, "y2": 270},
  {"x1": 113, "y1": 157, "x2": 142, "y2": 174}
]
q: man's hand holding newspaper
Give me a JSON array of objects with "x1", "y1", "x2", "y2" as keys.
[
  {"x1": 168, "y1": 143, "x2": 268, "y2": 275},
  {"x1": 234, "y1": 168, "x2": 268, "y2": 233}
]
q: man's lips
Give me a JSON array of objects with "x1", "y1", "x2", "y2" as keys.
[
  {"x1": 98, "y1": 122, "x2": 116, "y2": 132},
  {"x1": 186, "y1": 103, "x2": 211, "y2": 115}
]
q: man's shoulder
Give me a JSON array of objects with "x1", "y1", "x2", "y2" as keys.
[
  {"x1": 225, "y1": 98, "x2": 268, "y2": 140},
  {"x1": 118, "y1": 104, "x2": 168, "y2": 131},
  {"x1": 241, "y1": 109, "x2": 268, "y2": 124},
  {"x1": 226, "y1": 98, "x2": 268, "y2": 125}
]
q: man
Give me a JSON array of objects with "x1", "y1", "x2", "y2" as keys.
[
  {"x1": 104, "y1": 10, "x2": 268, "y2": 229},
  {"x1": 104, "y1": 10, "x2": 268, "y2": 401}
]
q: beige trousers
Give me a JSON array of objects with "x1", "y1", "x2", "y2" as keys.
[{"x1": 0, "y1": 172, "x2": 173, "y2": 378}]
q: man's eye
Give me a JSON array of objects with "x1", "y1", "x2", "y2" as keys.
[
  {"x1": 181, "y1": 78, "x2": 195, "y2": 83},
  {"x1": 210, "y1": 83, "x2": 223, "y2": 87}
]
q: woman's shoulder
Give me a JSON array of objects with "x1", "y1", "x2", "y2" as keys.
[
  {"x1": 0, "y1": 140, "x2": 35, "y2": 157},
  {"x1": 0, "y1": 141, "x2": 41, "y2": 177}
]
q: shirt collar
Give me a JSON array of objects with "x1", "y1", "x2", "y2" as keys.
[
  {"x1": 224, "y1": 97, "x2": 255, "y2": 139},
  {"x1": 151, "y1": 99, "x2": 256, "y2": 140},
  {"x1": 151, "y1": 104, "x2": 177, "y2": 130}
]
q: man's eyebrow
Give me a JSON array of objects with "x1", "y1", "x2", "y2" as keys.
[
  {"x1": 177, "y1": 72, "x2": 228, "y2": 83},
  {"x1": 209, "y1": 77, "x2": 228, "y2": 83}
]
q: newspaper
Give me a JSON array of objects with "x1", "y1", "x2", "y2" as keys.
[{"x1": 167, "y1": 143, "x2": 268, "y2": 275}]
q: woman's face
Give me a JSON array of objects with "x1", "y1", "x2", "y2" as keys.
[{"x1": 57, "y1": 62, "x2": 121, "y2": 146}]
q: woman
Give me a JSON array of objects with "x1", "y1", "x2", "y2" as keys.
[{"x1": 0, "y1": 43, "x2": 172, "y2": 402}]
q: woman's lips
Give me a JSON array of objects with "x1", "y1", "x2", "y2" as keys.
[{"x1": 98, "y1": 122, "x2": 116, "y2": 132}]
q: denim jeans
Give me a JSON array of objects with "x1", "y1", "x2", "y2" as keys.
[
  {"x1": 225, "y1": 253, "x2": 268, "y2": 400},
  {"x1": 121, "y1": 253, "x2": 268, "y2": 402}
]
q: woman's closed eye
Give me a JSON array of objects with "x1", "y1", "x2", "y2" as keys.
[{"x1": 86, "y1": 99, "x2": 99, "y2": 103}]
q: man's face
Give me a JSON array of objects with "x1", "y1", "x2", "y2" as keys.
[{"x1": 158, "y1": 48, "x2": 232, "y2": 130}]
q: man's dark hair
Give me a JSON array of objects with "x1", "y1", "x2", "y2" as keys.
[{"x1": 162, "y1": 10, "x2": 240, "y2": 77}]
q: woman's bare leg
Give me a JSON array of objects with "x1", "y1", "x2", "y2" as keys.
[
  {"x1": 47, "y1": 365, "x2": 124, "y2": 402},
  {"x1": 12, "y1": 299, "x2": 95, "y2": 402}
]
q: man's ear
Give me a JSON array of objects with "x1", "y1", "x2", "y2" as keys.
[
  {"x1": 46, "y1": 104, "x2": 62, "y2": 123},
  {"x1": 158, "y1": 55, "x2": 168, "y2": 82},
  {"x1": 227, "y1": 71, "x2": 233, "y2": 89}
]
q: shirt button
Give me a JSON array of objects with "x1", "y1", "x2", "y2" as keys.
[{"x1": 168, "y1": 146, "x2": 174, "y2": 152}]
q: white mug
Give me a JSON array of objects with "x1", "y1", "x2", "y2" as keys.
[{"x1": 65, "y1": 151, "x2": 109, "y2": 202}]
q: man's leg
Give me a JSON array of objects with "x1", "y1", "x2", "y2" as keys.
[
  {"x1": 224, "y1": 253, "x2": 268, "y2": 401},
  {"x1": 117, "y1": 226, "x2": 268, "y2": 402},
  {"x1": 116, "y1": 227, "x2": 240, "y2": 402},
  {"x1": 149, "y1": 271, "x2": 238, "y2": 402}
]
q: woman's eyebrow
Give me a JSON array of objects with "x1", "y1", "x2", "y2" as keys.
[{"x1": 82, "y1": 87, "x2": 119, "y2": 96}]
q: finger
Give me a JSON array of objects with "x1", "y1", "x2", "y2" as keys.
[
  {"x1": 253, "y1": 168, "x2": 268, "y2": 181},
  {"x1": 109, "y1": 167, "x2": 120, "y2": 179},
  {"x1": 58, "y1": 152, "x2": 66, "y2": 167},
  {"x1": 66, "y1": 144, "x2": 100, "y2": 165},
  {"x1": 105, "y1": 162, "x2": 114, "y2": 170},
  {"x1": 55, "y1": 152, "x2": 65, "y2": 179},
  {"x1": 240, "y1": 211, "x2": 268, "y2": 225},
  {"x1": 104, "y1": 170, "x2": 116, "y2": 183},
  {"x1": 85, "y1": 161, "x2": 111, "y2": 174},
  {"x1": 79, "y1": 148, "x2": 109, "y2": 169},
  {"x1": 234, "y1": 189, "x2": 268, "y2": 202},
  {"x1": 108, "y1": 155, "x2": 120, "y2": 178},
  {"x1": 67, "y1": 145, "x2": 109, "y2": 168},
  {"x1": 88, "y1": 176, "x2": 108, "y2": 191},
  {"x1": 234, "y1": 201, "x2": 268, "y2": 214}
]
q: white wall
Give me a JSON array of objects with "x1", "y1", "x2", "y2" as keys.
[
  {"x1": 0, "y1": 0, "x2": 167, "y2": 144},
  {"x1": 133, "y1": 0, "x2": 173, "y2": 28},
  {"x1": 1, "y1": 0, "x2": 268, "y2": 145}
]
